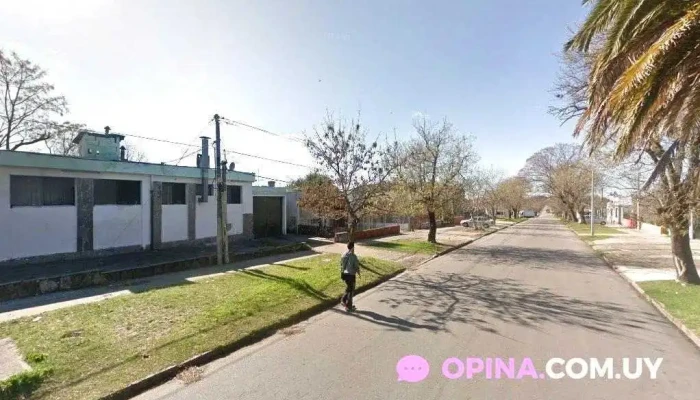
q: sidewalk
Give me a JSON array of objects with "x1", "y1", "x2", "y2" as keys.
[
  {"x1": 587, "y1": 226, "x2": 700, "y2": 282},
  {"x1": 0, "y1": 250, "x2": 318, "y2": 323},
  {"x1": 0, "y1": 221, "x2": 520, "y2": 398},
  {"x1": 0, "y1": 222, "x2": 514, "y2": 324},
  {"x1": 312, "y1": 221, "x2": 515, "y2": 269},
  {"x1": 0, "y1": 237, "x2": 312, "y2": 302}
]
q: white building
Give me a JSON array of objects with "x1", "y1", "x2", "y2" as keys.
[{"x1": 0, "y1": 130, "x2": 261, "y2": 264}]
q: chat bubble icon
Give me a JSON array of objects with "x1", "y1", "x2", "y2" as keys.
[{"x1": 396, "y1": 355, "x2": 430, "y2": 383}]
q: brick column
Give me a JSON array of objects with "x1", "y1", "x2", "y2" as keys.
[
  {"x1": 76, "y1": 178, "x2": 94, "y2": 252},
  {"x1": 151, "y1": 181, "x2": 162, "y2": 249},
  {"x1": 187, "y1": 183, "x2": 196, "y2": 240},
  {"x1": 243, "y1": 213, "x2": 254, "y2": 239}
]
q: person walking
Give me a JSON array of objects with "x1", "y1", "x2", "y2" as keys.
[{"x1": 340, "y1": 241, "x2": 361, "y2": 312}]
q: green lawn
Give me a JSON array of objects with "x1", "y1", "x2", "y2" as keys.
[
  {"x1": 565, "y1": 220, "x2": 624, "y2": 236},
  {"x1": 639, "y1": 280, "x2": 700, "y2": 336},
  {"x1": 579, "y1": 234, "x2": 614, "y2": 243},
  {"x1": 363, "y1": 239, "x2": 448, "y2": 254},
  {"x1": 0, "y1": 255, "x2": 403, "y2": 400}
]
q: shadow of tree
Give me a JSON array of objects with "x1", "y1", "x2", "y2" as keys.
[
  {"x1": 372, "y1": 271, "x2": 664, "y2": 338},
  {"x1": 275, "y1": 263, "x2": 311, "y2": 271},
  {"x1": 241, "y1": 270, "x2": 331, "y2": 301},
  {"x1": 449, "y1": 245, "x2": 611, "y2": 272}
]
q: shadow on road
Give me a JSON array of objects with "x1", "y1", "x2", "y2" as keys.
[
  {"x1": 372, "y1": 271, "x2": 664, "y2": 338},
  {"x1": 331, "y1": 309, "x2": 440, "y2": 332},
  {"x1": 450, "y1": 245, "x2": 608, "y2": 272}
]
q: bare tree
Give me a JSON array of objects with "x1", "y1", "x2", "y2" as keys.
[
  {"x1": 465, "y1": 166, "x2": 505, "y2": 224},
  {"x1": 398, "y1": 116, "x2": 478, "y2": 242},
  {"x1": 520, "y1": 144, "x2": 590, "y2": 223},
  {"x1": 123, "y1": 143, "x2": 147, "y2": 162},
  {"x1": 497, "y1": 177, "x2": 530, "y2": 218},
  {"x1": 304, "y1": 112, "x2": 399, "y2": 240},
  {"x1": 44, "y1": 122, "x2": 85, "y2": 155},
  {"x1": 0, "y1": 50, "x2": 68, "y2": 151},
  {"x1": 290, "y1": 171, "x2": 346, "y2": 222},
  {"x1": 549, "y1": 49, "x2": 591, "y2": 124}
]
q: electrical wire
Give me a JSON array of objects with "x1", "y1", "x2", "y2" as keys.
[
  {"x1": 85, "y1": 120, "x2": 310, "y2": 182},
  {"x1": 219, "y1": 117, "x2": 305, "y2": 143},
  {"x1": 255, "y1": 175, "x2": 292, "y2": 184},
  {"x1": 223, "y1": 148, "x2": 314, "y2": 169}
]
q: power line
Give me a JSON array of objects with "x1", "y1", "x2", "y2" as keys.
[
  {"x1": 106, "y1": 122, "x2": 312, "y2": 174},
  {"x1": 223, "y1": 148, "x2": 314, "y2": 169},
  {"x1": 123, "y1": 133, "x2": 198, "y2": 148},
  {"x1": 164, "y1": 148, "x2": 200, "y2": 165},
  {"x1": 255, "y1": 174, "x2": 293, "y2": 184},
  {"x1": 219, "y1": 117, "x2": 304, "y2": 143}
]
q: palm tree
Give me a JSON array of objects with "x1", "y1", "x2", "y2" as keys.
[{"x1": 566, "y1": 0, "x2": 700, "y2": 283}]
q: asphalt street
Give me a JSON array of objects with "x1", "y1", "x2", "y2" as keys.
[{"x1": 136, "y1": 215, "x2": 700, "y2": 400}]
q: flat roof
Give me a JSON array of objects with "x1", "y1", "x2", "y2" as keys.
[
  {"x1": 72, "y1": 130, "x2": 125, "y2": 144},
  {"x1": 0, "y1": 150, "x2": 256, "y2": 183},
  {"x1": 252, "y1": 186, "x2": 296, "y2": 196}
]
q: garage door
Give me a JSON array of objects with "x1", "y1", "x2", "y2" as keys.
[{"x1": 253, "y1": 196, "x2": 283, "y2": 238}]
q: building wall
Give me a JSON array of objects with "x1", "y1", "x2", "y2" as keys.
[
  {"x1": 93, "y1": 205, "x2": 143, "y2": 250},
  {"x1": 286, "y1": 191, "x2": 300, "y2": 233},
  {"x1": 195, "y1": 194, "x2": 217, "y2": 239},
  {"x1": 0, "y1": 164, "x2": 253, "y2": 263},
  {"x1": 0, "y1": 167, "x2": 80, "y2": 261},
  {"x1": 227, "y1": 204, "x2": 244, "y2": 235},
  {"x1": 0, "y1": 167, "x2": 78, "y2": 260},
  {"x1": 162, "y1": 204, "x2": 189, "y2": 243},
  {"x1": 194, "y1": 185, "x2": 252, "y2": 239}
]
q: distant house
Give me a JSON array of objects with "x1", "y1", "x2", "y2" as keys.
[
  {"x1": 0, "y1": 129, "x2": 263, "y2": 264},
  {"x1": 251, "y1": 181, "x2": 300, "y2": 237}
]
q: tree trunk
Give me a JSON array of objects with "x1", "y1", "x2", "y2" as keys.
[
  {"x1": 671, "y1": 231, "x2": 700, "y2": 284},
  {"x1": 578, "y1": 208, "x2": 587, "y2": 224},
  {"x1": 348, "y1": 215, "x2": 358, "y2": 241},
  {"x1": 427, "y1": 211, "x2": 437, "y2": 243},
  {"x1": 567, "y1": 206, "x2": 578, "y2": 222}
]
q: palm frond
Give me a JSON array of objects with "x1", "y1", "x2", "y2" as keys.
[{"x1": 642, "y1": 139, "x2": 679, "y2": 191}]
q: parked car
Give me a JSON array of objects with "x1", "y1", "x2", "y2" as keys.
[
  {"x1": 583, "y1": 214, "x2": 607, "y2": 225},
  {"x1": 460, "y1": 216, "x2": 491, "y2": 229},
  {"x1": 520, "y1": 210, "x2": 536, "y2": 218}
]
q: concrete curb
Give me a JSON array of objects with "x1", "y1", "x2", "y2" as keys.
[
  {"x1": 99, "y1": 266, "x2": 406, "y2": 400},
  {"x1": 564, "y1": 223, "x2": 700, "y2": 353},
  {"x1": 600, "y1": 253, "x2": 700, "y2": 352},
  {"x1": 101, "y1": 221, "x2": 523, "y2": 399}
]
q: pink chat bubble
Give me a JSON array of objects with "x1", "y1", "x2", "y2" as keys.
[{"x1": 397, "y1": 355, "x2": 430, "y2": 383}]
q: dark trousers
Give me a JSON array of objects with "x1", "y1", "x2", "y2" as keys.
[{"x1": 341, "y1": 273, "x2": 356, "y2": 308}]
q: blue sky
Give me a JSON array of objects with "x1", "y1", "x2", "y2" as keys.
[{"x1": 0, "y1": 0, "x2": 589, "y2": 184}]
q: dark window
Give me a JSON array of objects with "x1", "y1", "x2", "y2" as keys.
[
  {"x1": 10, "y1": 175, "x2": 75, "y2": 207},
  {"x1": 196, "y1": 184, "x2": 214, "y2": 197},
  {"x1": 94, "y1": 179, "x2": 141, "y2": 205},
  {"x1": 227, "y1": 185, "x2": 242, "y2": 204},
  {"x1": 162, "y1": 182, "x2": 186, "y2": 205}
]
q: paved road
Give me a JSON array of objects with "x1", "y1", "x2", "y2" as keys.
[{"x1": 136, "y1": 215, "x2": 700, "y2": 400}]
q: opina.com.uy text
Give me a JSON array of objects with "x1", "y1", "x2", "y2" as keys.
[{"x1": 395, "y1": 356, "x2": 663, "y2": 382}]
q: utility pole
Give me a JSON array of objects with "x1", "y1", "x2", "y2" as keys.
[
  {"x1": 637, "y1": 171, "x2": 641, "y2": 230},
  {"x1": 601, "y1": 185, "x2": 604, "y2": 224},
  {"x1": 221, "y1": 159, "x2": 230, "y2": 264},
  {"x1": 591, "y1": 167, "x2": 595, "y2": 237},
  {"x1": 691, "y1": 209, "x2": 695, "y2": 240},
  {"x1": 214, "y1": 114, "x2": 223, "y2": 265}
]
